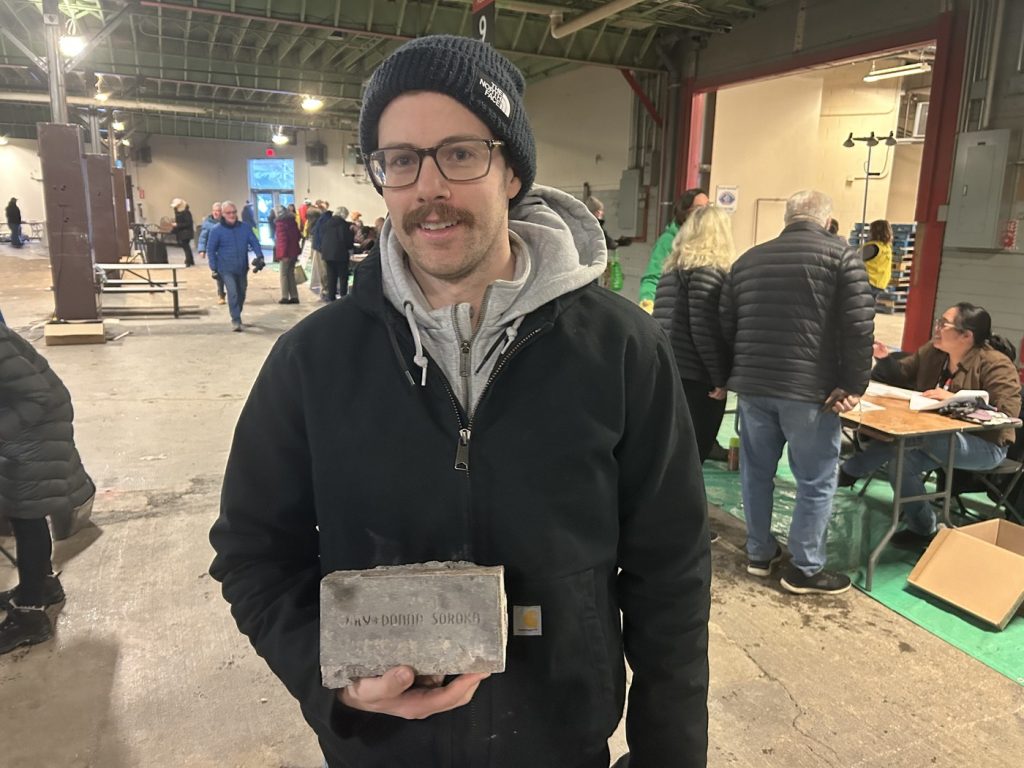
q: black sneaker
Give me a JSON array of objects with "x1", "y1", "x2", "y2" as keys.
[
  {"x1": 0, "y1": 605, "x2": 52, "y2": 655},
  {"x1": 0, "y1": 574, "x2": 64, "y2": 608},
  {"x1": 747, "y1": 546, "x2": 784, "y2": 577},
  {"x1": 837, "y1": 467, "x2": 858, "y2": 488},
  {"x1": 780, "y1": 567, "x2": 851, "y2": 595},
  {"x1": 889, "y1": 529, "x2": 935, "y2": 552}
]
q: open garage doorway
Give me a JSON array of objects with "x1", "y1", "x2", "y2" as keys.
[
  {"x1": 682, "y1": 11, "x2": 966, "y2": 352},
  {"x1": 706, "y1": 47, "x2": 933, "y2": 340}
]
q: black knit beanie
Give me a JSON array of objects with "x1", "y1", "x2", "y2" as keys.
[{"x1": 359, "y1": 35, "x2": 536, "y2": 207}]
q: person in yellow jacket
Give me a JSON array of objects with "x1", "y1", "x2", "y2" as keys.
[
  {"x1": 860, "y1": 219, "x2": 893, "y2": 298},
  {"x1": 638, "y1": 188, "x2": 708, "y2": 312}
]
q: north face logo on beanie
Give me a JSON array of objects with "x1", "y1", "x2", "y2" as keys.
[{"x1": 477, "y1": 77, "x2": 511, "y2": 119}]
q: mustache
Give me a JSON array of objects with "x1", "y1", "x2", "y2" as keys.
[{"x1": 403, "y1": 203, "x2": 475, "y2": 235}]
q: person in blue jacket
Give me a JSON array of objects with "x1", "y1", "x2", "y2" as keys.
[
  {"x1": 206, "y1": 200, "x2": 264, "y2": 332},
  {"x1": 197, "y1": 201, "x2": 226, "y2": 304}
]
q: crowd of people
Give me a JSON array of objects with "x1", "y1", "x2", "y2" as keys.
[{"x1": 1, "y1": 32, "x2": 1021, "y2": 768}]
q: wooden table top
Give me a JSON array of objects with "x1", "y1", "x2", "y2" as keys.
[
  {"x1": 840, "y1": 395, "x2": 993, "y2": 438},
  {"x1": 95, "y1": 263, "x2": 184, "y2": 270}
]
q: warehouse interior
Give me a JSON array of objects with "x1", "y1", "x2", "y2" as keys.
[{"x1": 2, "y1": 0, "x2": 1024, "y2": 766}]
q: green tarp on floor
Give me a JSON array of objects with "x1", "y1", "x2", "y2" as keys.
[{"x1": 708, "y1": 405, "x2": 1024, "y2": 685}]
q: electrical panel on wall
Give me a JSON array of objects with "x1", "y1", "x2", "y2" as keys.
[
  {"x1": 617, "y1": 168, "x2": 642, "y2": 237},
  {"x1": 944, "y1": 129, "x2": 1018, "y2": 250}
]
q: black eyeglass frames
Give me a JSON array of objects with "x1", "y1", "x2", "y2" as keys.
[{"x1": 365, "y1": 139, "x2": 506, "y2": 189}]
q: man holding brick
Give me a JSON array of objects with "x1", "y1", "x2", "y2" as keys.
[{"x1": 210, "y1": 35, "x2": 710, "y2": 768}]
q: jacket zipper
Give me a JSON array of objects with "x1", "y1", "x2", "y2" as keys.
[
  {"x1": 449, "y1": 326, "x2": 545, "y2": 473},
  {"x1": 452, "y1": 287, "x2": 493, "y2": 411}
]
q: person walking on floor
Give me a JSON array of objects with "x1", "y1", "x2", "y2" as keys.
[
  {"x1": 171, "y1": 199, "x2": 195, "y2": 267},
  {"x1": 638, "y1": 188, "x2": 708, "y2": 313},
  {"x1": 653, "y1": 204, "x2": 738, "y2": 544},
  {"x1": 719, "y1": 189, "x2": 875, "y2": 595},
  {"x1": 206, "y1": 200, "x2": 264, "y2": 332},
  {"x1": 320, "y1": 206, "x2": 354, "y2": 301},
  {"x1": 311, "y1": 202, "x2": 333, "y2": 300},
  {"x1": 0, "y1": 323, "x2": 95, "y2": 654},
  {"x1": 5, "y1": 197, "x2": 23, "y2": 249},
  {"x1": 273, "y1": 205, "x2": 301, "y2": 304},
  {"x1": 197, "y1": 201, "x2": 226, "y2": 304},
  {"x1": 209, "y1": 35, "x2": 710, "y2": 768}
]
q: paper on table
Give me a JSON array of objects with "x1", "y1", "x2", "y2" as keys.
[
  {"x1": 856, "y1": 400, "x2": 886, "y2": 412},
  {"x1": 909, "y1": 390, "x2": 989, "y2": 412},
  {"x1": 865, "y1": 381, "x2": 920, "y2": 400}
]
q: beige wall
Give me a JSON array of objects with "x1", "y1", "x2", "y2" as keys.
[
  {"x1": 525, "y1": 66, "x2": 632, "y2": 193},
  {"x1": 0, "y1": 139, "x2": 46, "y2": 223},
  {"x1": 710, "y1": 61, "x2": 922, "y2": 253}
]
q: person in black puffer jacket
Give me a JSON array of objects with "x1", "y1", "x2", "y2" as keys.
[
  {"x1": 719, "y1": 189, "x2": 874, "y2": 596},
  {"x1": 653, "y1": 205, "x2": 734, "y2": 460},
  {"x1": 0, "y1": 324, "x2": 95, "y2": 654},
  {"x1": 171, "y1": 198, "x2": 195, "y2": 267}
]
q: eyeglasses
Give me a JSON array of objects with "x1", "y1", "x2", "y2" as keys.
[
  {"x1": 365, "y1": 139, "x2": 505, "y2": 189},
  {"x1": 934, "y1": 316, "x2": 962, "y2": 331}
]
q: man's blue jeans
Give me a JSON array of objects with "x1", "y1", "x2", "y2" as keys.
[
  {"x1": 842, "y1": 433, "x2": 1007, "y2": 534},
  {"x1": 221, "y1": 270, "x2": 248, "y2": 323},
  {"x1": 739, "y1": 395, "x2": 841, "y2": 576},
  {"x1": 10, "y1": 222, "x2": 22, "y2": 247}
]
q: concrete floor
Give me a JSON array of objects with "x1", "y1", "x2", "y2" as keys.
[{"x1": 0, "y1": 243, "x2": 1021, "y2": 767}]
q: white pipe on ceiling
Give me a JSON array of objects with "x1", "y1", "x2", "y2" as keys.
[
  {"x1": 0, "y1": 91, "x2": 206, "y2": 115},
  {"x1": 549, "y1": 0, "x2": 649, "y2": 40}
]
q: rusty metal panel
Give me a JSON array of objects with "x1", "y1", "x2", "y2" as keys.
[
  {"x1": 85, "y1": 155, "x2": 119, "y2": 264},
  {"x1": 112, "y1": 167, "x2": 131, "y2": 260},
  {"x1": 37, "y1": 123, "x2": 98, "y2": 321}
]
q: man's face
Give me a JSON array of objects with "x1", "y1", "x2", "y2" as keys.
[
  {"x1": 377, "y1": 91, "x2": 522, "y2": 284},
  {"x1": 222, "y1": 205, "x2": 238, "y2": 224},
  {"x1": 212, "y1": 204, "x2": 222, "y2": 220}
]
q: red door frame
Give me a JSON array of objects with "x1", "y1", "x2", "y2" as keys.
[{"x1": 673, "y1": 10, "x2": 968, "y2": 350}]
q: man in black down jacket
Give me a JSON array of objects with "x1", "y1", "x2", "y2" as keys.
[
  {"x1": 209, "y1": 35, "x2": 710, "y2": 768},
  {"x1": 719, "y1": 190, "x2": 874, "y2": 595},
  {"x1": 320, "y1": 206, "x2": 355, "y2": 300}
]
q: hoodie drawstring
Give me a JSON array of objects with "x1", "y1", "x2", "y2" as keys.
[
  {"x1": 404, "y1": 301, "x2": 429, "y2": 387},
  {"x1": 474, "y1": 316, "x2": 527, "y2": 375}
]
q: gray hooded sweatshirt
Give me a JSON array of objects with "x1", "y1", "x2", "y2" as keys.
[{"x1": 380, "y1": 185, "x2": 608, "y2": 416}]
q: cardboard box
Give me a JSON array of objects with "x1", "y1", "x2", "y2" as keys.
[{"x1": 907, "y1": 519, "x2": 1024, "y2": 630}]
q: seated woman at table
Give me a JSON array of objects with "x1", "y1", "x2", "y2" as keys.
[{"x1": 838, "y1": 303, "x2": 1021, "y2": 547}]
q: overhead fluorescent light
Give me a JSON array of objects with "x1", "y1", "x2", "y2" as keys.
[
  {"x1": 863, "y1": 62, "x2": 931, "y2": 83},
  {"x1": 301, "y1": 95, "x2": 324, "y2": 112},
  {"x1": 58, "y1": 35, "x2": 86, "y2": 57}
]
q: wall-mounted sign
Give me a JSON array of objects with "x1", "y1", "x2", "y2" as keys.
[
  {"x1": 716, "y1": 185, "x2": 739, "y2": 213},
  {"x1": 472, "y1": 0, "x2": 496, "y2": 44}
]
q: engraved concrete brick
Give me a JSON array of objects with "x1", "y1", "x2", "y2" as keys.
[{"x1": 320, "y1": 561, "x2": 507, "y2": 688}]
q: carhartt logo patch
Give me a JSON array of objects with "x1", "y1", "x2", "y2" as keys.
[
  {"x1": 478, "y1": 77, "x2": 511, "y2": 118},
  {"x1": 512, "y1": 605, "x2": 542, "y2": 636}
]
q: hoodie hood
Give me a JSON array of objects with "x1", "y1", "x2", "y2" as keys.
[{"x1": 379, "y1": 184, "x2": 607, "y2": 413}]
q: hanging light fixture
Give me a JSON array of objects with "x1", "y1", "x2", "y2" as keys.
[
  {"x1": 111, "y1": 119, "x2": 125, "y2": 132},
  {"x1": 120, "y1": 137, "x2": 131, "y2": 147},
  {"x1": 301, "y1": 95, "x2": 324, "y2": 112},
  {"x1": 59, "y1": 18, "x2": 86, "y2": 57},
  {"x1": 271, "y1": 126, "x2": 289, "y2": 145},
  {"x1": 843, "y1": 133, "x2": 855, "y2": 148},
  {"x1": 863, "y1": 62, "x2": 931, "y2": 83},
  {"x1": 884, "y1": 131, "x2": 898, "y2": 146}
]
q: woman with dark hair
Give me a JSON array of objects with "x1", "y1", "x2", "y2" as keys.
[
  {"x1": 0, "y1": 323, "x2": 95, "y2": 653},
  {"x1": 638, "y1": 188, "x2": 709, "y2": 312},
  {"x1": 839, "y1": 303, "x2": 1021, "y2": 548},
  {"x1": 860, "y1": 219, "x2": 893, "y2": 298}
]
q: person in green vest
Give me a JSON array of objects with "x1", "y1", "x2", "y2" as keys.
[
  {"x1": 638, "y1": 188, "x2": 709, "y2": 312},
  {"x1": 860, "y1": 219, "x2": 893, "y2": 299}
]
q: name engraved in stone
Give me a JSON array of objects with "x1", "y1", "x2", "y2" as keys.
[{"x1": 320, "y1": 561, "x2": 507, "y2": 688}]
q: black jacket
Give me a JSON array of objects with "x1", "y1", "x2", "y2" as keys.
[
  {"x1": 0, "y1": 325, "x2": 94, "y2": 520},
  {"x1": 653, "y1": 267, "x2": 729, "y2": 388},
  {"x1": 173, "y1": 207, "x2": 194, "y2": 243},
  {"x1": 5, "y1": 200, "x2": 21, "y2": 228},
  {"x1": 719, "y1": 220, "x2": 875, "y2": 402},
  {"x1": 209, "y1": 254, "x2": 711, "y2": 768},
  {"x1": 321, "y1": 215, "x2": 354, "y2": 262}
]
